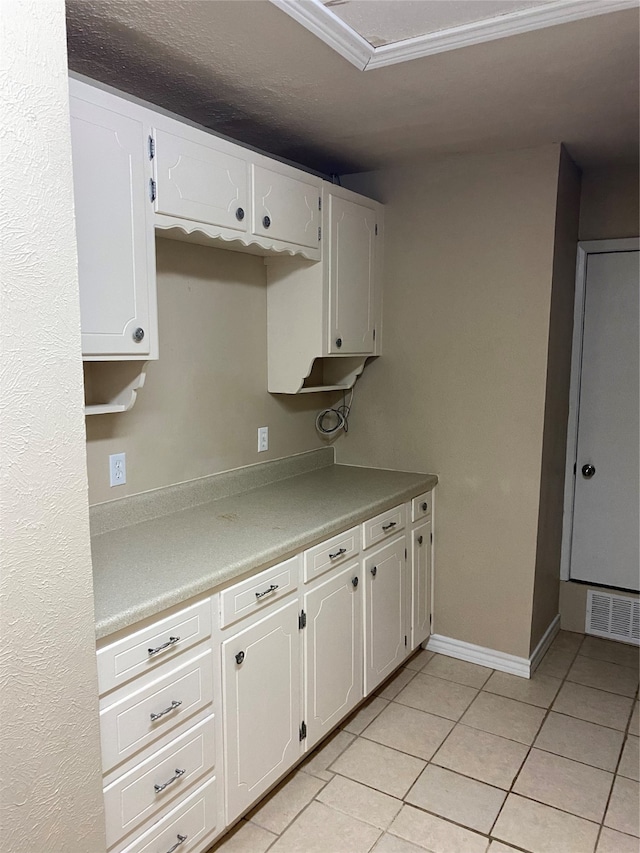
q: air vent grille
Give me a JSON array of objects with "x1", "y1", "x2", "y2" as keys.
[{"x1": 586, "y1": 590, "x2": 640, "y2": 646}]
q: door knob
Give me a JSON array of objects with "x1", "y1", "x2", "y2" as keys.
[{"x1": 581, "y1": 464, "x2": 596, "y2": 479}]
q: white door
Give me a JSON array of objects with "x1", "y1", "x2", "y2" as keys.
[
  {"x1": 328, "y1": 194, "x2": 377, "y2": 355},
  {"x1": 252, "y1": 165, "x2": 320, "y2": 250},
  {"x1": 153, "y1": 126, "x2": 249, "y2": 231},
  {"x1": 570, "y1": 249, "x2": 639, "y2": 591},
  {"x1": 70, "y1": 95, "x2": 155, "y2": 357},
  {"x1": 221, "y1": 599, "x2": 301, "y2": 823},
  {"x1": 303, "y1": 562, "x2": 363, "y2": 748},
  {"x1": 363, "y1": 536, "x2": 408, "y2": 694},
  {"x1": 411, "y1": 521, "x2": 432, "y2": 649}
]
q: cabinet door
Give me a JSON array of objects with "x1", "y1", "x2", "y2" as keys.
[
  {"x1": 222, "y1": 600, "x2": 301, "y2": 823},
  {"x1": 363, "y1": 536, "x2": 407, "y2": 694},
  {"x1": 328, "y1": 194, "x2": 377, "y2": 355},
  {"x1": 411, "y1": 521, "x2": 431, "y2": 650},
  {"x1": 70, "y1": 95, "x2": 155, "y2": 357},
  {"x1": 303, "y1": 562, "x2": 363, "y2": 748},
  {"x1": 252, "y1": 165, "x2": 320, "y2": 249},
  {"x1": 154, "y1": 127, "x2": 249, "y2": 232}
]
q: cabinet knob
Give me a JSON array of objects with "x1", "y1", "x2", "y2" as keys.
[
  {"x1": 371, "y1": 566, "x2": 377, "y2": 577},
  {"x1": 236, "y1": 207, "x2": 245, "y2": 221},
  {"x1": 582, "y1": 464, "x2": 596, "y2": 479},
  {"x1": 335, "y1": 338, "x2": 342, "y2": 348},
  {"x1": 263, "y1": 215, "x2": 271, "y2": 229},
  {"x1": 351, "y1": 576, "x2": 359, "y2": 588},
  {"x1": 133, "y1": 327, "x2": 145, "y2": 342},
  {"x1": 235, "y1": 651, "x2": 245, "y2": 665},
  {"x1": 421, "y1": 502, "x2": 428, "y2": 512},
  {"x1": 417, "y1": 535, "x2": 423, "y2": 545}
]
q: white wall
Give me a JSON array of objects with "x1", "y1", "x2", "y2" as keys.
[{"x1": 0, "y1": 3, "x2": 105, "y2": 850}]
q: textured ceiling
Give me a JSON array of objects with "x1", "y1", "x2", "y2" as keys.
[{"x1": 65, "y1": 1, "x2": 639, "y2": 176}]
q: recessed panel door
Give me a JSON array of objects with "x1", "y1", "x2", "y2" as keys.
[
  {"x1": 70, "y1": 96, "x2": 155, "y2": 357},
  {"x1": 411, "y1": 521, "x2": 431, "y2": 649},
  {"x1": 222, "y1": 599, "x2": 301, "y2": 823},
  {"x1": 252, "y1": 165, "x2": 320, "y2": 250},
  {"x1": 304, "y1": 562, "x2": 363, "y2": 748}
]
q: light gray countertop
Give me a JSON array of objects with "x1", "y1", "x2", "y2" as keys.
[{"x1": 91, "y1": 451, "x2": 437, "y2": 640}]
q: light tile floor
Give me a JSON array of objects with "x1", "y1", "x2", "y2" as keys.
[{"x1": 209, "y1": 632, "x2": 639, "y2": 853}]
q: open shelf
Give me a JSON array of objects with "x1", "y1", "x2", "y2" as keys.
[{"x1": 83, "y1": 361, "x2": 149, "y2": 416}]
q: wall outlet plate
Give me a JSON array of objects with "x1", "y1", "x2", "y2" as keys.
[
  {"x1": 258, "y1": 427, "x2": 269, "y2": 452},
  {"x1": 109, "y1": 452, "x2": 126, "y2": 487}
]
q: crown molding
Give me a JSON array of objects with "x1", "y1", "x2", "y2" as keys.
[{"x1": 270, "y1": 0, "x2": 639, "y2": 71}]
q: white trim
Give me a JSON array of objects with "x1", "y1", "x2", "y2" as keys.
[
  {"x1": 427, "y1": 615, "x2": 561, "y2": 679},
  {"x1": 269, "y1": 0, "x2": 371, "y2": 70},
  {"x1": 270, "y1": 0, "x2": 639, "y2": 71},
  {"x1": 560, "y1": 238, "x2": 640, "y2": 581}
]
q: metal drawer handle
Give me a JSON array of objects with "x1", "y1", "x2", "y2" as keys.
[
  {"x1": 148, "y1": 636, "x2": 180, "y2": 656},
  {"x1": 255, "y1": 583, "x2": 279, "y2": 599},
  {"x1": 371, "y1": 566, "x2": 377, "y2": 577},
  {"x1": 165, "y1": 835, "x2": 187, "y2": 853},
  {"x1": 329, "y1": 547, "x2": 347, "y2": 559},
  {"x1": 421, "y1": 502, "x2": 428, "y2": 512},
  {"x1": 150, "y1": 699, "x2": 182, "y2": 722},
  {"x1": 154, "y1": 768, "x2": 185, "y2": 793},
  {"x1": 382, "y1": 521, "x2": 397, "y2": 531},
  {"x1": 417, "y1": 535, "x2": 423, "y2": 545}
]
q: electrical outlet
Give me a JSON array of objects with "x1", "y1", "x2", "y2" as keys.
[
  {"x1": 257, "y1": 426, "x2": 269, "y2": 453},
  {"x1": 109, "y1": 452, "x2": 126, "y2": 487}
]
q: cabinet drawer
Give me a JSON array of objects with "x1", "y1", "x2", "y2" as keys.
[
  {"x1": 117, "y1": 775, "x2": 219, "y2": 853},
  {"x1": 303, "y1": 527, "x2": 360, "y2": 583},
  {"x1": 362, "y1": 504, "x2": 406, "y2": 550},
  {"x1": 219, "y1": 555, "x2": 300, "y2": 628},
  {"x1": 104, "y1": 715, "x2": 215, "y2": 849},
  {"x1": 97, "y1": 600, "x2": 212, "y2": 696},
  {"x1": 411, "y1": 491, "x2": 433, "y2": 523},
  {"x1": 100, "y1": 649, "x2": 213, "y2": 773}
]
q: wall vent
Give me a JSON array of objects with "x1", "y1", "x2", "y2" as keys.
[{"x1": 586, "y1": 590, "x2": 640, "y2": 646}]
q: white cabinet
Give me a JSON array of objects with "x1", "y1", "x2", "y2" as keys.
[
  {"x1": 328, "y1": 193, "x2": 378, "y2": 355},
  {"x1": 303, "y1": 561, "x2": 363, "y2": 748},
  {"x1": 266, "y1": 183, "x2": 383, "y2": 393},
  {"x1": 363, "y1": 536, "x2": 408, "y2": 694},
  {"x1": 221, "y1": 598, "x2": 302, "y2": 823},
  {"x1": 252, "y1": 162, "x2": 321, "y2": 250},
  {"x1": 153, "y1": 125, "x2": 249, "y2": 233},
  {"x1": 69, "y1": 81, "x2": 157, "y2": 360},
  {"x1": 411, "y1": 520, "x2": 432, "y2": 649}
]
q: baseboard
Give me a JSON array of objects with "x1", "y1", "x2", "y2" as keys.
[
  {"x1": 529, "y1": 614, "x2": 561, "y2": 674},
  {"x1": 426, "y1": 614, "x2": 561, "y2": 679}
]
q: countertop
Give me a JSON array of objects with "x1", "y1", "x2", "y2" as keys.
[{"x1": 91, "y1": 451, "x2": 437, "y2": 639}]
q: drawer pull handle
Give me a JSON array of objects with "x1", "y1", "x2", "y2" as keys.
[
  {"x1": 417, "y1": 535, "x2": 424, "y2": 545},
  {"x1": 150, "y1": 699, "x2": 182, "y2": 722},
  {"x1": 421, "y1": 502, "x2": 428, "y2": 512},
  {"x1": 371, "y1": 566, "x2": 377, "y2": 577},
  {"x1": 235, "y1": 651, "x2": 245, "y2": 665},
  {"x1": 255, "y1": 584, "x2": 279, "y2": 599},
  {"x1": 148, "y1": 636, "x2": 180, "y2": 656},
  {"x1": 154, "y1": 767, "x2": 186, "y2": 793},
  {"x1": 329, "y1": 547, "x2": 347, "y2": 559},
  {"x1": 165, "y1": 835, "x2": 188, "y2": 853},
  {"x1": 382, "y1": 521, "x2": 397, "y2": 531}
]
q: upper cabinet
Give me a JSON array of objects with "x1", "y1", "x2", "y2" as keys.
[
  {"x1": 251, "y1": 162, "x2": 321, "y2": 251},
  {"x1": 69, "y1": 81, "x2": 157, "y2": 361},
  {"x1": 266, "y1": 184, "x2": 383, "y2": 393},
  {"x1": 153, "y1": 125, "x2": 249, "y2": 233}
]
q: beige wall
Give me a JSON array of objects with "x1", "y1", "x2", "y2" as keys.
[
  {"x1": 530, "y1": 148, "x2": 581, "y2": 652},
  {"x1": 0, "y1": 3, "x2": 105, "y2": 850},
  {"x1": 86, "y1": 238, "x2": 331, "y2": 505},
  {"x1": 579, "y1": 165, "x2": 639, "y2": 240},
  {"x1": 341, "y1": 145, "x2": 565, "y2": 659}
]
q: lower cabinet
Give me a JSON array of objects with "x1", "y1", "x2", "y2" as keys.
[
  {"x1": 303, "y1": 561, "x2": 363, "y2": 749},
  {"x1": 221, "y1": 598, "x2": 302, "y2": 823},
  {"x1": 363, "y1": 536, "x2": 409, "y2": 694},
  {"x1": 411, "y1": 519, "x2": 432, "y2": 649}
]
